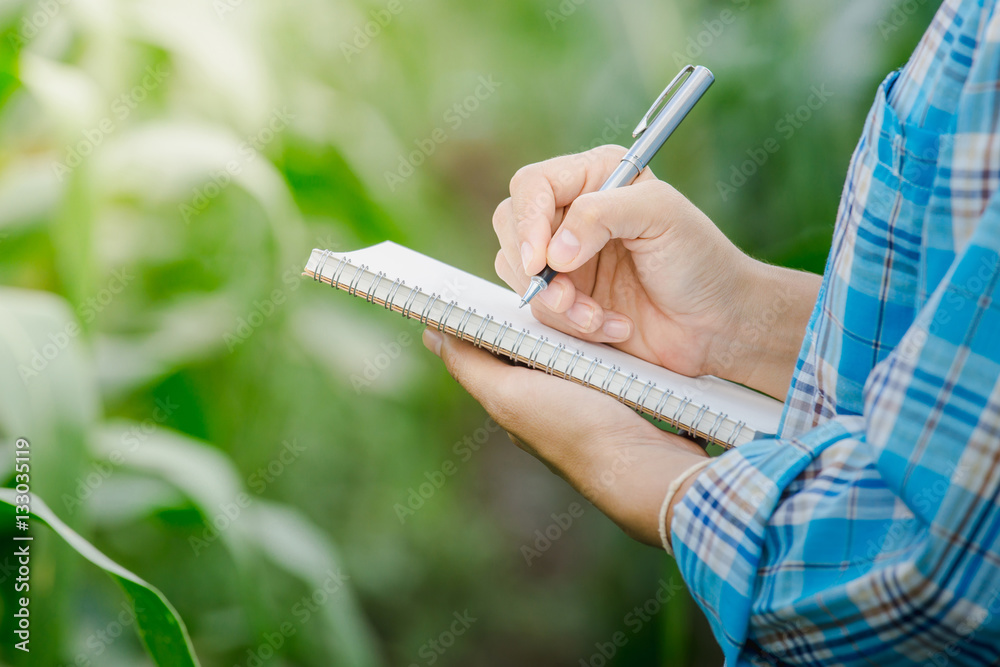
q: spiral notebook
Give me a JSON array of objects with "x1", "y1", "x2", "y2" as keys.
[{"x1": 303, "y1": 242, "x2": 783, "y2": 448}]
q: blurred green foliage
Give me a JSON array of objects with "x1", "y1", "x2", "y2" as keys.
[{"x1": 0, "y1": 0, "x2": 936, "y2": 665}]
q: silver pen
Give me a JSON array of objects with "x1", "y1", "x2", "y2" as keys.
[{"x1": 519, "y1": 64, "x2": 715, "y2": 307}]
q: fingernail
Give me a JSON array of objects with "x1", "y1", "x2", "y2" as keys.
[
  {"x1": 567, "y1": 302, "x2": 595, "y2": 330},
  {"x1": 520, "y1": 242, "x2": 533, "y2": 273},
  {"x1": 548, "y1": 228, "x2": 580, "y2": 267},
  {"x1": 422, "y1": 328, "x2": 443, "y2": 356},
  {"x1": 537, "y1": 282, "x2": 563, "y2": 309},
  {"x1": 602, "y1": 317, "x2": 631, "y2": 340}
]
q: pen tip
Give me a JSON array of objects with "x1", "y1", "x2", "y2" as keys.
[{"x1": 518, "y1": 299, "x2": 527, "y2": 309}]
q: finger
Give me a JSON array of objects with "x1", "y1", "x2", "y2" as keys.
[
  {"x1": 496, "y1": 253, "x2": 631, "y2": 341},
  {"x1": 495, "y1": 249, "x2": 529, "y2": 294},
  {"x1": 495, "y1": 251, "x2": 570, "y2": 313},
  {"x1": 546, "y1": 179, "x2": 677, "y2": 273},
  {"x1": 510, "y1": 145, "x2": 634, "y2": 275},
  {"x1": 492, "y1": 198, "x2": 528, "y2": 288},
  {"x1": 530, "y1": 291, "x2": 634, "y2": 342}
]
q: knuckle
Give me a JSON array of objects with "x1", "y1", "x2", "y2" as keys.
[
  {"x1": 650, "y1": 178, "x2": 678, "y2": 201},
  {"x1": 596, "y1": 144, "x2": 627, "y2": 163},
  {"x1": 570, "y1": 195, "x2": 599, "y2": 228},
  {"x1": 510, "y1": 165, "x2": 535, "y2": 194}
]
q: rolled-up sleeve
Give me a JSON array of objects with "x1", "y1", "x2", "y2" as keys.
[{"x1": 669, "y1": 205, "x2": 1000, "y2": 665}]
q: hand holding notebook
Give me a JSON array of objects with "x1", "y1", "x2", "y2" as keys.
[
  {"x1": 305, "y1": 143, "x2": 820, "y2": 547},
  {"x1": 304, "y1": 240, "x2": 784, "y2": 447}
]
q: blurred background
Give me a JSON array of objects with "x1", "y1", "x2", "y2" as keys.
[{"x1": 0, "y1": 0, "x2": 937, "y2": 665}]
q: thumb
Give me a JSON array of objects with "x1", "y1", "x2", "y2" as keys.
[{"x1": 545, "y1": 180, "x2": 678, "y2": 273}]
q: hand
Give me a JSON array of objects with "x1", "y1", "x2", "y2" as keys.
[
  {"x1": 422, "y1": 328, "x2": 708, "y2": 547},
  {"x1": 494, "y1": 145, "x2": 820, "y2": 399}
]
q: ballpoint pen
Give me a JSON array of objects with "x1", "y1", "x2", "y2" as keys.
[{"x1": 519, "y1": 64, "x2": 715, "y2": 307}]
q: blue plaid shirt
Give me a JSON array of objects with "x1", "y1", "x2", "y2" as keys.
[{"x1": 670, "y1": 1, "x2": 1000, "y2": 664}]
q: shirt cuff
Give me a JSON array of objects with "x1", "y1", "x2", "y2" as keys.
[
  {"x1": 668, "y1": 420, "x2": 852, "y2": 663},
  {"x1": 658, "y1": 458, "x2": 713, "y2": 556}
]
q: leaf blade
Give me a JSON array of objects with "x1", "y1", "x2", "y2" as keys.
[{"x1": 0, "y1": 489, "x2": 200, "y2": 667}]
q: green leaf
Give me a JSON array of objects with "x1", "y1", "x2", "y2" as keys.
[{"x1": 0, "y1": 489, "x2": 200, "y2": 667}]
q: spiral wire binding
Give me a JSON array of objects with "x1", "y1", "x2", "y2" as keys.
[
  {"x1": 527, "y1": 336, "x2": 546, "y2": 369},
  {"x1": 368, "y1": 271, "x2": 385, "y2": 304},
  {"x1": 511, "y1": 327, "x2": 530, "y2": 359},
  {"x1": 707, "y1": 412, "x2": 727, "y2": 441},
  {"x1": 473, "y1": 314, "x2": 494, "y2": 347},
  {"x1": 727, "y1": 420, "x2": 746, "y2": 447},
  {"x1": 385, "y1": 278, "x2": 403, "y2": 310},
  {"x1": 583, "y1": 357, "x2": 602, "y2": 385},
  {"x1": 492, "y1": 321, "x2": 511, "y2": 354},
  {"x1": 652, "y1": 388, "x2": 674, "y2": 422},
  {"x1": 671, "y1": 397, "x2": 692, "y2": 427},
  {"x1": 636, "y1": 381, "x2": 656, "y2": 414},
  {"x1": 456, "y1": 309, "x2": 475, "y2": 337},
  {"x1": 690, "y1": 403, "x2": 710, "y2": 437},
  {"x1": 619, "y1": 372, "x2": 639, "y2": 401},
  {"x1": 331, "y1": 257, "x2": 351, "y2": 287},
  {"x1": 565, "y1": 349, "x2": 584, "y2": 377},
  {"x1": 545, "y1": 343, "x2": 565, "y2": 376},
  {"x1": 600, "y1": 365, "x2": 619, "y2": 393},
  {"x1": 401, "y1": 287, "x2": 420, "y2": 319},
  {"x1": 315, "y1": 250, "x2": 331, "y2": 282},
  {"x1": 439, "y1": 300, "x2": 458, "y2": 332},
  {"x1": 348, "y1": 264, "x2": 367, "y2": 296},
  {"x1": 419, "y1": 293, "x2": 439, "y2": 324}
]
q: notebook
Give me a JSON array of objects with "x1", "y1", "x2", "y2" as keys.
[{"x1": 303, "y1": 242, "x2": 783, "y2": 448}]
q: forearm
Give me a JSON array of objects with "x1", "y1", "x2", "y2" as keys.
[{"x1": 706, "y1": 259, "x2": 821, "y2": 400}]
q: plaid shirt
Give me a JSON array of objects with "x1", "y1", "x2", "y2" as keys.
[{"x1": 670, "y1": 1, "x2": 1000, "y2": 665}]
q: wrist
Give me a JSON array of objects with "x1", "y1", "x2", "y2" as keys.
[{"x1": 705, "y1": 257, "x2": 820, "y2": 399}]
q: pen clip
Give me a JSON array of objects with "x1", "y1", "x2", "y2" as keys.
[{"x1": 632, "y1": 65, "x2": 696, "y2": 138}]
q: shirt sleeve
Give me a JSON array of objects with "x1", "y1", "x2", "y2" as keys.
[{"x1": 669, "y1": 180, "x2": 1000, "y2": 665}]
